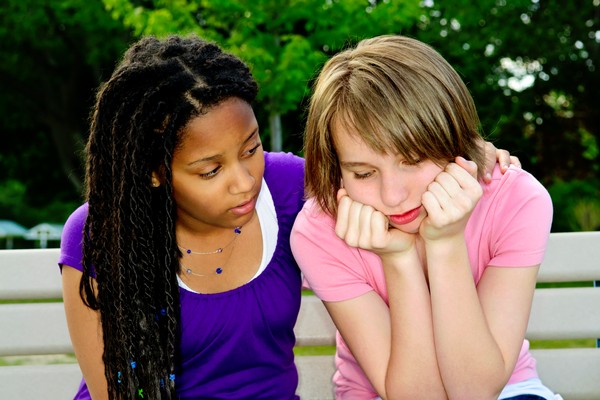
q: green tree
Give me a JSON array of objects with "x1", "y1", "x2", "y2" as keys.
[
  {"x1": 409, "y1": 0, "x2": 599, "y2": 187},
  {"x1": 0, "y1": 0, "x2": 133, "y2": 224},
  {"x1": 102, "y1": 0, "x2": 422, "y2": 151},
  {"x1": 1, "y1": 0, "x2": 597, "y2": 231}
]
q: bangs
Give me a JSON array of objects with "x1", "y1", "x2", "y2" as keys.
[{"x1": 331, "y1": 76, "x2": 437, "y2": 164}]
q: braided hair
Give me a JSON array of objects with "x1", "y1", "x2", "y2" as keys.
[{"x1": 81, "y1": 35, "x2": 258, "y2": 399}]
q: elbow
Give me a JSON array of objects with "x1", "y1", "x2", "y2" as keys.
[
  {"x1": 448, "y1": 391, "x2": 499, "y2": 400},
  {"x1": 445, "y1": 383, "x2": 503, "y2": 400},
  {"x1": 384, "y1": 381, "x2": 446, "y2": 400}
]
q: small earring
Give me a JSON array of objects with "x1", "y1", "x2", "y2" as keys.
[{"x1": 151, "y1": 180, "x2": 160, "y2": 188}]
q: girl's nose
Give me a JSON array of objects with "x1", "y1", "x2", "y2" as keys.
[
  {"x1": 230, "y1": 162, "x2": 255, "y2": 194},
  {"x1": 380, "y1": 172, "x2": 408, "y2": 208}
]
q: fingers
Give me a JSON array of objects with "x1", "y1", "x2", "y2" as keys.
[
  {"x1": 483, "y1": 140, "x2": 519, "y2": 180},
  {"x1": 335, "y1": 195, "x2": 386, "y2": 248},
  {"x1": 454, "y1": 156, "x2": 477, "y2": 179},
  {"x1": 509, "y1": 155, "x2": 521, "y2": 169},
  {"x1": 422, "y1": 159, "x2": 482, "y2": 231},
  {"x1": 335, "y1": 191, "x2": 352, "y2": 240},
  {"x1": 495, "y1": 149, "x2": 512, "y2": 172},
  {"x1": 482, "y1": 141, "x2": 498, "y2": 181},
  {"x1": 335, "y1": 191, "x2": 393, "y2": 251}
]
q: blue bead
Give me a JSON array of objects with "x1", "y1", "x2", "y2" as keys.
[
  {"x1": 130, "y1": 361, "x2": 137, "y2": 369},
  {"x1": 216, "y1": 267, "x2": 223, "y2": 274},
  {"x1": 186, "y1": 249, "x2": 191, "y2": 254},
  {"x1": 169, "y1": 374, "x2": 176, "y2": 381}
]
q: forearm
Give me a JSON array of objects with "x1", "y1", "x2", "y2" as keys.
[
  {"x1": 382, "y1": 253, "x2": 447, "y2": 399},
  {"x1": 426, "y1": 238, "x2": 507, "y2": 399},
  {"x1": 62, "y1": 266, "x2": 108, "y2": 400}
]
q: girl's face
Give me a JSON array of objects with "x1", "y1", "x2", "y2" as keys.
[
  {"x1": 169, "y1": 97, "x2": 264, "y2": 235},
  {"x1": 334, "y1": 124, "x2": 445, "y2": 234}
]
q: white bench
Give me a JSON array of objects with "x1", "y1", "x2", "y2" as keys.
[{"x1": 1, "y1": 231, "x2": 599, "y2": 399}]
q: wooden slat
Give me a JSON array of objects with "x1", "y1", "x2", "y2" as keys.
[
  {"x1": 527, "y1": 287, "x2": 600, "y2": 340},
  {"x1": 0, "y1": 364, "x2": 82, "y2": 400},
  {"x1": 294, "y1": 295, "x2": 336, "y2": 346},
  {"x1": 531, "y1": 348, "x2": 600, "y2": 400},
  {"x1": 296, "y1": 355, "x2": 335, "y2": 400},
  {"x1": 0, "y1": 232, "x2": 599, "y2": 399},
  {"x1": 538, "y1": 231, "x2": 600, "y2": 283},
  {"x1": 0, "y1": 303, "x2": 73, "y2": 356},
  {"x1": 0, "y1": 248, "x2": 62, "y2": 300}
]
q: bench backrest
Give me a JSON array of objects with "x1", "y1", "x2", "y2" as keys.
[{"x1": 1, "y1": 231, "x2": 599, "y2": 399}]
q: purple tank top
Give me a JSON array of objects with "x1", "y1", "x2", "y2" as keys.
[{"x1": 59, "y1": 152, "x2": 305, "y2": 399}]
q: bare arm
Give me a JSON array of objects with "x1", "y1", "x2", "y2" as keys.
[
  {"x1": 421, "y1": 159, "x2": 537, "y2": 398},
  {"x1": 428, "y1": 247, "x2": 538, "y2": 398},
  {"x1": 333, "y1": 192, "x2": 447, "y2": 399},
  {"x1": 324, "y1": 263, "x2": 446, "y2": 400},
  {"x1": 62, "y1": 265, "x2": 108, "y2": 400}
]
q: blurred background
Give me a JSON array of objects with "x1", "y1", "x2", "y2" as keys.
[{"x1": 1, "y1": 0, "x2": 598, "y2": 249}]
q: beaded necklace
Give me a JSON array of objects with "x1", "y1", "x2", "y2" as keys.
[{"x1": 178, "y1": 226, "x2": 242, "y2": 277}]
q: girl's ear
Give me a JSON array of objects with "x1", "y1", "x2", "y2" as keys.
[
  {"x1": 151, "y1": 163, "x2": 166, "y2": 188},
  {"x1": 151, "y1": 171, "x2": 161, "y2": 188}
]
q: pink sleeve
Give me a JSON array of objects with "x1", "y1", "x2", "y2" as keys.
[
  {"x1": 487, "y1": 168, "x2": 553, "y2": 267},
  {"x1": 291, "y1": 200, "x2": 377, "y2": 302}
]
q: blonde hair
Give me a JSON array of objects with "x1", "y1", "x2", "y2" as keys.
[{"x1": 304, "y1": 35, "x2": 486, "y2": 216}]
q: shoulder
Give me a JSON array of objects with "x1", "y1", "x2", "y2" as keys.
[
  {"x1": 472, "y1": 166, "x2": 553, "y2": 267},
  {"x1": 292, "y1": 198, "x2": 336, "y2": 234},
  {"x1": 291, "y1": 199, "x2": 340, "y2": 257},
  {"x1": 61, "y1": 203, "x2": 89, "y2": 243},
  {"x1": 291, "y1": 199, "x2": 379, "y2": 301},
  {"x1": 483, "y1": 166, "x2": 552, "y2": 212},
  {"x1": 264, "y1": 151, "x2": 305, "y2": 180},
  {"x1": 263, "y1": 151, "x2": 305, "y2": 207},
  {"x1": 59, "y1": 203, "x2": 89, "y2": 271}
]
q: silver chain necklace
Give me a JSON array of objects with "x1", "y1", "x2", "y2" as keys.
[
  {"x1": 178, "y1": 226, "x2": 242, "y2": 255},
  {"x1": 179, "y1": 226, "x2": 242, "y2": 277}
]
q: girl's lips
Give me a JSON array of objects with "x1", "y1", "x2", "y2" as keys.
[
  {"x1": 388, "y1": 206, "x2": 422, "y2": 226},
  {"x1": 230, "y1": 197, "x2": 256, "y2": 216}
]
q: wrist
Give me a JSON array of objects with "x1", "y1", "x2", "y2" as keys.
[
  {"x1": 424, "y1": 233, "x2": 466, "y2": 257},
  {"x1": 379, "y1": 246, "x2": 421, "y2": 267}
]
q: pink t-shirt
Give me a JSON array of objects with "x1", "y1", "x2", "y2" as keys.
[{"x1": 291, "y1": 165, "x2": 553, "y2": 399}]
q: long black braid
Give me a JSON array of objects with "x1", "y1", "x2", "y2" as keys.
[{"x1": 81, "y1": 35, "x2": 258, "y2": 399}]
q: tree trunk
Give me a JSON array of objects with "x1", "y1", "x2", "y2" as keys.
[{"x1": 269, "y1": 112, "x2": 282, "y2": 152}]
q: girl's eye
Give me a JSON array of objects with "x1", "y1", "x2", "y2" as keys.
[
  {"x1": 353, "y1": 171, "x2": 374, "y2": 180},
  {"x1": 199, "y1": 166, "x2": 221, "y2": 179},
  {"x1": 400, "y1": 158, "x2": 422, "y2": 166},
  {"x1": 245, "y1": 143, "x2": 262, "y2": 157}
]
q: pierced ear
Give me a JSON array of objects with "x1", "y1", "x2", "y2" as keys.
[{"x1": 151, "y1": 172, "x2": 161, "y2": 188}]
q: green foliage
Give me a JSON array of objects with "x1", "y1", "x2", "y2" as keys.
[
  {"x1": 548, "y1": 179, "x2": 600, "y2": 232},
  {"x1": 0, "y1": 179, "x2": 79, "y2": 227},
  {"x1": 0, "y1": 0, "x2": 598, "y2": 231},
  {"x1": 0, "y1": 0, "x2": 133, "y2": 228},
  {"x1": 529, "y1": 339, "x2": 597, "y2": 350},
  {"x1": 101, "y1": 0, "x2": 422, "y2": 130},
  {"x1": 409, "y1": 0, "x2": 600, "y2": 189}
]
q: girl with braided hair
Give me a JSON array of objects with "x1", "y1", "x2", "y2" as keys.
[
  {"x1": 59, "y1": 34, "x2": 518, "y2": 399},
  {"x1": 59, "y1": 35, "x2": 304, "y2": 399}
]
